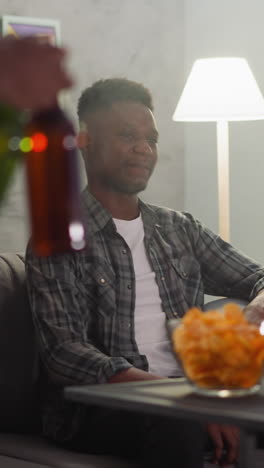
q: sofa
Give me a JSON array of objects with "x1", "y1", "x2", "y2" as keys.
[{"x1": 0, "y1": 252, "x2": 136, "y2": 468}]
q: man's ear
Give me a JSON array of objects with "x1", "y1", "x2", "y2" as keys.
[{"x1": 77, "y1": 131, "x2": 90, "y2": 149}]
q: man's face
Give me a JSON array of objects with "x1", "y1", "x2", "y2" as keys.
[{"x1": 83, "y1": 101, "x2": 159, "y2": 194}]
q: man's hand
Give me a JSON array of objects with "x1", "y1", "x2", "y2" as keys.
[
  {"x1": 207, "y1": 423, "x2": 240, "y2": 466},
  {"x1": 243, "y1": 289, "x2": 264, "y2": 326},
  {"x1": 0, "y1": 36, "x2": 73, "y2": 111},
  {"x1": 108, "y1": 367, "x2": 163, "y2": 383}
]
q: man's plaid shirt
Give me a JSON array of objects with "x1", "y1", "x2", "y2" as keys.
[{"x1": 26, "y1": 189, "x2": 264, "y2": 441}]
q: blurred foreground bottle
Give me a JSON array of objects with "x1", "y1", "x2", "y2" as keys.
[{"x1": 25, "y1": 106, "x2": 86, "y2": 256}]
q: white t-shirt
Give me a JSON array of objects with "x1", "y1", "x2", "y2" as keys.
[{"x1": 113, "y1": 215, "x2": 181, "y2": 377}]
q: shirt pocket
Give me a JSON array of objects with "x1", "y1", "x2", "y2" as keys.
[
  {"x1": 83, "y1": 262, "x2": 117, "y2": 318},
  {"x1": 171, "y1": 255, "x2": 203, "y2": 306},
  {"x1": 171, "y1": 255, "x2": 201, "y2": 279}
]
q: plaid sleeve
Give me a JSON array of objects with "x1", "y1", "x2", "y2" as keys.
[
  {"x1": 182, "y1": 213, "x2": 264, "y2": 299},
  {"x1": 25, "y1": 245, "x2": 132, "y2": 386}
]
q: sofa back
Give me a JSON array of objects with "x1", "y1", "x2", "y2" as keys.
[{"x1": 0, "y1": 253, "x2": 40, "y2": 433}]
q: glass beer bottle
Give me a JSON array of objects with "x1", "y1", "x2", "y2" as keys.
[{"x1": 25, "y1": 106, "x2": 85, "y2": 256}]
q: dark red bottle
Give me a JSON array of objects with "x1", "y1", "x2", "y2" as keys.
[{"x1": 25, "y1": 106, "x2": 85, "y2": 256}]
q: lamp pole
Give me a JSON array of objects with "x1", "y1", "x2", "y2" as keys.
[{"x1": 216, "y1": 120, "x2": 230, "y2": 242}]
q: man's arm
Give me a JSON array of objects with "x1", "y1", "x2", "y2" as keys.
[
  {"x1": 183, "y1": 212, "x2": 264, "y2": 301},
  {"x1": 26, "y1": 245, "x2": 134, "y2": 386},
  {"x1": 108, "y1": 367, "x2": 163, "y2": 383},
  {"x1": 192, "y1": 215, "x2": 264, "y2": 324}
]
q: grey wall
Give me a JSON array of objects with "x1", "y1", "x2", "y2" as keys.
[
  {"x1": 184, "y1": 0, "x2": 264, "y2": 264},
  {"x1": 0, "y1": 0, "x2": 184, "y2": 252}
]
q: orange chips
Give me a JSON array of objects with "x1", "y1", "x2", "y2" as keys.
[{"x1": 172, "y1": 304, "x2": 264, "y2": 389}]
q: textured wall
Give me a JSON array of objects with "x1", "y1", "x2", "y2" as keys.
[{"x1": 0, "y1": 0, "x2": 184, "y2": 252}]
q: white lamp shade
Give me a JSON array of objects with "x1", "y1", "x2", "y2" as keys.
[{"x1": 173, "y1": 57, "x2": 264, "y2": 121}]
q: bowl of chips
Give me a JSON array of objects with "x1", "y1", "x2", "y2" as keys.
[{"x1": 171, "y1": 304, "x2": 264, "y2": 397}]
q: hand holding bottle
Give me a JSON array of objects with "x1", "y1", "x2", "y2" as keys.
[
  {"x1": 0, "y1": 36, "x2": 73, "y2": 111},
  {"x1": 0, "y1": 36, "x2": 73, "y2": 208},
  {"x1": 0, "y1": 36, "x2": 85, "y2": 255}
]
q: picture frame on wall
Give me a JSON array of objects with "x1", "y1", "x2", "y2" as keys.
[{"x1": 0, "y1": 14, "x2": 60, "y2": 45}]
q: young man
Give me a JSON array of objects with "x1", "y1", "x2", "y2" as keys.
[{"x1": 26, "y1": 78, "x2": 264, "y2": 467}]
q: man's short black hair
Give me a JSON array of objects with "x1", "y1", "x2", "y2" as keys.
[{"x1": 77, "y1": 78, "x2": 154, "y2": 121}]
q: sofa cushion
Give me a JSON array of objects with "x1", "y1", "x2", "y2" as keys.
[
  {"x1": 0, "y1": 434, "x2": 137, "y2": 468},
  {"x1": 0, "y1": 455, "x2": 50, "y2": 468},
  {"x1": 0, "y1": 253, "x2": 40, "y2": 433}
]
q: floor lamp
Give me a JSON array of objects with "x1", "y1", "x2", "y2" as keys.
[{"x1": 173, "y1": 57, "x2": 264, "y2": 242}]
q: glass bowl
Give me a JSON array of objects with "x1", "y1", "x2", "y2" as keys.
[{"x1": 170, "y1": 305, "x2": 264, "y2": 397}]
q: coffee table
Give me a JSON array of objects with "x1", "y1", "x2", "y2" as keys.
[{"x1": 64, "y1": 378, "x2": 264, "y2": 468}]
